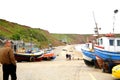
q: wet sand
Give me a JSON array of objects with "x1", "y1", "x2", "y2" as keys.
[{"x1": 0, "y1": 44, "x2": 83, "y2": 80}]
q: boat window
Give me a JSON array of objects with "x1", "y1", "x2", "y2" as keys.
[
  {"x1": 117, "y1": 40, "x2": 120, "y2": 46},
  {"x1": 109, "y1": 40, "x2": 114, "y2": 46},
  {"x1": 100, "y1": 39, "x2": 103, "y2": 45},
  {"x1": 98, "y1": 38, "x2": 103, "y2": 45}
]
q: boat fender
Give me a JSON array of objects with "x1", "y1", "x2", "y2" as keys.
[{"x1": 30, "y1": 57, "x2": 35, "y2": 62}]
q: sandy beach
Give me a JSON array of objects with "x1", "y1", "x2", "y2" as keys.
[
  {"x1": 0, "y1": 44, "x2": 113, "y2": 80},
  {"x1": 0, "y1": 44, "x2": 83, "y2": 80}
]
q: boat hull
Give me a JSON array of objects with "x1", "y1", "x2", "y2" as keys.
[
  {"x1": 42, "y1": 53, "x2": 56, "y2": 60},
  {"x1": 94, "y1": 47, "x2": 120, "y2": 72},
  {"x1": 81, "y1": 48, "x2": 96, "y2": 66},
  {"x1": 94, "y1": 48, "x2": 120, "y2": 60},
  {"x1": 14, "y1": 52, "x2": 43, "y2": 62}
]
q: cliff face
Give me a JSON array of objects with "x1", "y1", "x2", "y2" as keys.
[
  {"x1": 0, "y1": 19, "x2": 65, "y2": 48},
  {"x1": 51, "y1": 34, "x2": 97, "y2": 44}
]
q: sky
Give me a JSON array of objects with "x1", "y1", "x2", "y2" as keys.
[{"x1": 0, "y1": 0, "x2": 120, "y2": 34}]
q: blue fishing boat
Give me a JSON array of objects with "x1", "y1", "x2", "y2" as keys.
[
  {"x1": 81, "y1": 43, "x2": 96, "y2": 66},
  {"x1": 94, "y1": 35, "x2": 120, "y2": 61},
  {"x1": 94, "y1": 34, "x2": 120, "y2": 72},
  {"x1": 88, "y1": 9, "x2": 120, "y2": 72}
]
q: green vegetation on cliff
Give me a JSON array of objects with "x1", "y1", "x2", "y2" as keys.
[
  {"x1": 0, "y1": 19, "x2": 65, "y2": 48},
  {"x1": 51, "y1": 34, "x2": 86, "y2": 44}
]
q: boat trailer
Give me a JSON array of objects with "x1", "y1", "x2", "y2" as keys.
[{"x1": 95, "y1": 56, "x2": 120, "y2": 73}]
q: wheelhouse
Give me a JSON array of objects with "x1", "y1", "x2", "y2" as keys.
[{"x1": 96, "y1": 37, "x2": 120, "y2": 52}]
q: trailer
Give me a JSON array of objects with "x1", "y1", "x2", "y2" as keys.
[{"x1": 95, "y1": 55, "x2": 120, "y2": 73}]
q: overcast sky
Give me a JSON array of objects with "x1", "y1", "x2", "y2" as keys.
[{"x1": 0, "y1": 0, "x2": 120, "y2": 34}]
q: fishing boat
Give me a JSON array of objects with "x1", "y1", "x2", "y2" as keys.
[
  {"x1": 93, "y1": 34, "x2": 120, "y2": 72},
  {"x1": 94, "y1": 35, "x2": 120, "y2": 61},
  {"x1": 81, "y1": 42, "x2": 96, "y2": 66},
  {"x1": 14, "y1": 50, "x2": 44, "y2": 62},
  {"x1": 88, "y1": 10, "x2": 120, "y2": 72},
  {"x1": 42, "y1": 49, "x2": 56, "y2": 60}
]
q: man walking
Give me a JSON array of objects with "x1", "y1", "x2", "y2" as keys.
[{"x1": 0, "y1": 40, "x2": 17, "y2": 80}]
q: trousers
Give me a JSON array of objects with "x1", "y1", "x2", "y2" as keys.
[{"x1": 2, "y1": 64, "x2": 17, "y2": 80}]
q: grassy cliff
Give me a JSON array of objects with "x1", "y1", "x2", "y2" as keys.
[{"x1": 0, "y1": 19, "x2": 65, "y2": 48}]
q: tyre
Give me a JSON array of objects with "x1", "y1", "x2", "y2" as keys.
[{"x1": 30, "y1": 57, "x2": 35, "y2": 62}]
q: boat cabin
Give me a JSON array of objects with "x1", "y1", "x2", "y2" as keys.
[{"x1": 96, "y1": 37, "x2": 120, "y2": 52}]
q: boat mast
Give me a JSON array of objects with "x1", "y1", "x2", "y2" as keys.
[{"x1": 93, "y1": 11, "x2": 100, "y2": 38}]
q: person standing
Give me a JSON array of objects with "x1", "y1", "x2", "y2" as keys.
[
  {"x1": 0, "y1": 40, "x2": 17, "y2": 80},
  {"x1": 66, "y1": 54, "x2": 69, "y2": 59}
]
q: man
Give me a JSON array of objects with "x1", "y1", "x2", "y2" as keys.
[{"x1": 0, "y1": 40, "x2": 17, "y2": 80}]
